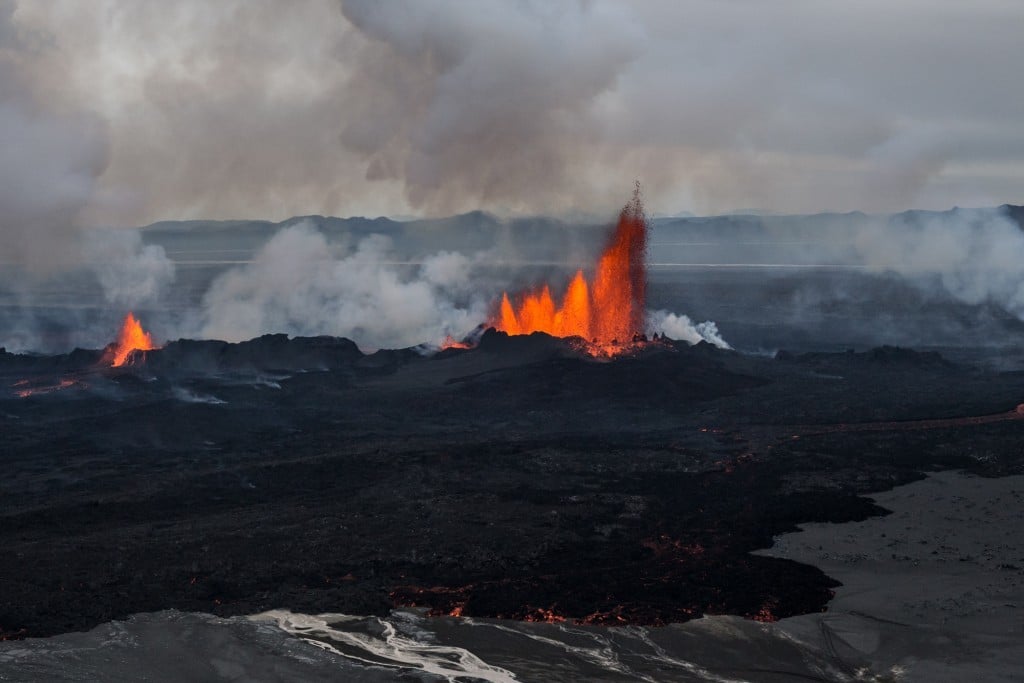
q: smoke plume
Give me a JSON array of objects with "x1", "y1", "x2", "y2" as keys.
[
  {"x1": 4, "y1": 1, "x2": 1021, "y2": 224},
  {"x1": 0, "y1": 0, "x2": 106, "y2": 272},
  {"x1": 337, "y1": 0, "x2": 643, "y2": 216},
  {"x1": 0, "y1": 2, "x2": 176, "y2": 352},
  {"x1": 200, "y1": 221, "x2": 487, "y2": 349},
  {"x1": 852, "y1": 208, "x2": 1024, "y2": 317},
  {"x1": 81, "y1": 229, "x2": 175, "y2": 307},
  {"x1": 647, "y1": 311, "x2": 730, "y2": 349}
]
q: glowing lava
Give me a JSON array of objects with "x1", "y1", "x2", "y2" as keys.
[
  {"x1": 440, "y1": 335, "x2": 473, "y2": 350},
  {"x1": 492, "y1": 184, "x2": 648, "y2": 351},
  {"x1": 110, "y1": 312, "x2": 157, "y2": 367},
  {"x1": 12, "y1": 378, "x2": 80, "y2": 398}
]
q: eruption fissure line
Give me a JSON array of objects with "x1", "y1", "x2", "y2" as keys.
[{"x1": 492, "y1": 186, "x2": 648, "y2": 348}]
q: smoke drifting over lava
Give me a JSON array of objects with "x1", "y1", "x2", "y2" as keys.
[
  {"x1": 1, "y1": 2, "x2": 1021, "y2": 355},
  {"x1": 193, "y1": 201, "x2": 726, "y2": 352},
  {"x1": 0, "y1": 6, "x2": 176, "y2": 352},
  {"x1": 0, "y1": 8, "x2": 104, "y2": 274},
  {"x1": 2, "y1": 1, "x2": 1023, "y2": 228},
  {"x1": 337, "y1": 0, "x2": 643, "y2": 217},
  {"x1": 199, "y1": 221, "x2": 488, "y2": 350}
]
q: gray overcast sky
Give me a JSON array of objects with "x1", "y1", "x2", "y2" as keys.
[{"x1": 2, "y1": 0, "x2": 1022, "y2": 230}]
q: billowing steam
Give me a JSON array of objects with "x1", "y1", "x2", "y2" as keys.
[
  {"x1": 200, "y1": 221, "x2": 487, "y2": 349},
  {"x1": 851, "y1": 209, "x2": 1024, "y2": 317},
  {"x1": 4, "y1": 2, "x2": 1022, "y2": 224},
  {"x1": 647, "y1": 312, "x2": 730, "y2": 349},
  {"x1": 337, "y1": 0, "x2": 643, "y2": 216},
  {"x1": 0, "y1": 3, "x2": 176, "y2": 352},
  {"x1": 0, "y1": 2, "x2": 105, "y2": 272},
  {"x1": 82, "y1": 229, "x2": 175, "y2": 307},
  {"x1": 1, "y1": 1, "x2": 1021, "y2": 354}
]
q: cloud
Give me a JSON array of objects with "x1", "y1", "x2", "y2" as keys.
[
  {"x1": 2, "y1": 0, "x2": 1021, "y2": 227},
  {"x1": 6, "y1": 0, "x2": 392, "y2": 227},
  {"x1": 200, "y1": 221, "x2": 488, "y2": 349},
  {"x1": 851, "y1": 208, "x2": 1024, "y2": 317},
  {"x1": 0, "y1": 0, "x2": 1019, "y2": 231},
  {"x1": 0, "y1": 1, "x2": 107, "y2": 271},
  {"x1": 81, "y1": 229, "x2": 175, "y2": 307},
  {"x1": 647, "y1": 311, "x2": 730, "y2": 349},
  {"x1": 338, "y1": 0, "x2": 1024, "y2": 216},
  {"x1": 338, "y1": 0, "x2": 644, "y2": 216}
]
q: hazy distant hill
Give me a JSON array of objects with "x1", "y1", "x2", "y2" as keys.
[
  {"x1": 140, "y1": 205, "x2": 1023, "y2": 266},
  {"x1": 141, "y1": 211, "x2": 608, "y2": 263}
]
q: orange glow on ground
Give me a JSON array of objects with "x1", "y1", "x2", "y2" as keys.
[
  {"x1": 12, "y1": 378, "x2": 80, "y2": 398},
  {"x1": 440, "y1": 335, "x2": 473, "y2": 350},
  {"x1": 492, "y1": 185, "x2": 647, "y2": 353}
]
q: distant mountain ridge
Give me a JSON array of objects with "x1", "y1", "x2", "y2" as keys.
[
  {"x1": 139, "y1": 205, "x2": 1024, "y2": 264},
  {"x1": 142, "y1": 204, "x2": 1024, "y2": 235}
]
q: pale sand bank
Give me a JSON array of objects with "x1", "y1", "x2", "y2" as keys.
[{"x1": 759, "y1": 470, "x2": 1024, "y2": 682}]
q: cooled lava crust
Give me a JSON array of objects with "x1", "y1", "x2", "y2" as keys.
[{"x1": 1, "y1": 329, "x2": 1023, "y2": 638}]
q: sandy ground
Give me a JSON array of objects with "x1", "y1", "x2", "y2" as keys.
[{"x1": 759, "y1": 470, "x2": 1024, "y2": 682}]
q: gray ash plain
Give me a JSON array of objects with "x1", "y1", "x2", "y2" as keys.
[{"x1": 2, "y1": 329, "x2": 1024, "y2": 640}]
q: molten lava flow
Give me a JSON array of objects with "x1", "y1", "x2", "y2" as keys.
[
  {"x1": 12, "y1": 378, "x2": 80, "y2": 398},
  {"x1": 493, "y1": 184, "x2": 648, "y2": 351},
  {"x1": 522, "y1": 607, "x2": 567, "y2": 624},
  {"x1": 111, "y1": 312, "x2": 157, "y2": 367},
  {"x1": 440, "y1": 335, "x2": 473, "y2": 350}
]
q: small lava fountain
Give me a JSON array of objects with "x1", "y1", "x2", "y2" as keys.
[
  {"x1": 491, "y1": 184, "x2": 648, "y2": 354},
  {"x1": 110, "y1": 312, "x2": 158, "y2": 367}
]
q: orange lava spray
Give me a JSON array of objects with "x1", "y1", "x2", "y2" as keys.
[
  {"x1": 111, "y1": 312, "x2": 157, "y2": 367},
  {"x1": 492, "y1": 184, "x2": 648, "y2": 348}
]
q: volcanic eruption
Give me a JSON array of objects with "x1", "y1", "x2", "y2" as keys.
[
  {"x1": 109, "y1": 312, "x2": 158, "y2": 367},
  {"x1": 492, "y1": 184, "x2": 648, "y2": 352}
]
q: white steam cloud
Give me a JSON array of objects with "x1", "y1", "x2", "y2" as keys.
[
  {"x1": 199, "y1": 220, "x2": 733, "y2": 351},
  {"x1": 338, "y1": 0, "x2": 643, "y2": 216},
  {"x1": 2, "y1": 1, "x2": 1023, "y2": 225},
  {"x1": 647, "y1": 311, "x2": 730, "y2": 349},
  {"x1": 2, "y1": 1, "x2": 1021, "y2": 354},
  {"x1": 0, "y1": 2, "x2": 176, "y2": 352},
  {"x1": 200, "y1": 222, "x2": 487, "y2": 349},
  {"x1": 82, "y1": 229, "x2": 175, "y2": 307},
  {"x1": 0, "y1": 1, "x2": 106, "y2": 272},
  {"x1": 851, "y1": 209, "x2": 1024, "y2": 316}
]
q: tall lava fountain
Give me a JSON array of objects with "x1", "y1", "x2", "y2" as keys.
[
  {"x1": 109, "y1": 312, "x2": 158, "y2": 367},
  {"x1": 493, "y1": 184, "x2": 648, "y2": 348}
]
